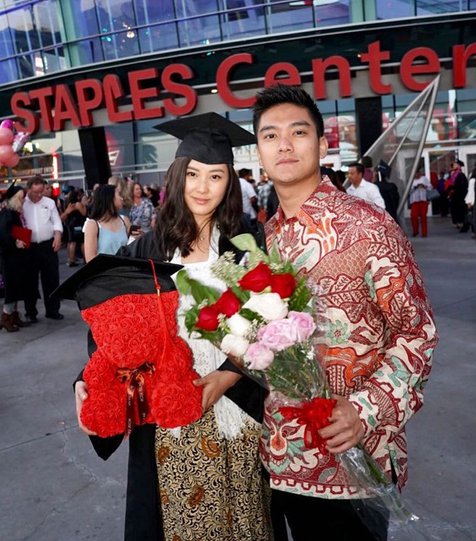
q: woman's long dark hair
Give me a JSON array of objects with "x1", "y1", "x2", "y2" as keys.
[
  {"x1": 156, "y1": 157, "x2": 243, "y2": 259},
  {"x1": 89, "y1": 184, "x2": 118, "y2": 222}
]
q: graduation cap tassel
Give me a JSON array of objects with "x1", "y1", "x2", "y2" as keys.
[
  {"x1": 149, "y1": 258, "x2": 162, "y2": 297},
  {"x1": 148, "y1": 258, "x2": 175, "y2": 349}
]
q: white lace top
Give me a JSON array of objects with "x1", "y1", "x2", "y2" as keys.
[{"x1": 171, "y1": 227, "x2": 255, "y2": 439}]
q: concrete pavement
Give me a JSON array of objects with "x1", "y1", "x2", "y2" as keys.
[{"x1": 1, "y1": 217, "x2": 475, "y2": 541}]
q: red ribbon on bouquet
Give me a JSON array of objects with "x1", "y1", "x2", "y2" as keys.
[
  {"x1": 116, "y1": 361, "x2": 155, "y2": 437},
  {"x1": 279, "y1": 397, "x2": 337, "y2": 451}
]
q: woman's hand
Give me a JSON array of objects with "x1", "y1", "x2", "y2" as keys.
[
  {"x1": 193, "y1": 370, "x2": 242, "y2": 411},
  {"x1": 74, "y1": 381, "x2": 97, "y2": 436},
  {"x1": 15, "y1": 239, "x2": 25, "y2": 249}
]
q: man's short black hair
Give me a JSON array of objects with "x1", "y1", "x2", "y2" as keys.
[
  {"x1": 253, "y1": 85, "x2": 324, "y2": 138},
  {"x1": 238, "y1": 168, "x2": 252, "y2": 177},
  {"x1": 348, "y1": 162, "x2": 365, "y2": 175},
  {"x1": 26, "y1": 174, "x2": 47, "y2": 189}
]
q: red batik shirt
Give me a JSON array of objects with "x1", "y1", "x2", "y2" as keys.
[{"x1": 260, "y1": 177, "x2": 438, "y2": 498}]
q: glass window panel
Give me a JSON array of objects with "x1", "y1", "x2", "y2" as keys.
[
  {"x1": 33, "y1": 0, "x2": 61, "y2": 49},
  {"x1": 314, "y1": 0, "x2": 351, "y2": 27},
  {"x1": 458, "y1": 113, "x2": 476, "y2": 142},
  {"x1": 175, "y1": 0, "x2": 220, "y2": 18},
  {"x1": 0, "y1": 58, "x2": 17, "y2": 83},
  {"x1": 266, "y1": 1, "x2": 314, "y2": 34},
  {"x1": 95, "y1": 0, "x2": 140, "y2": 59},
  {"x1": 134, "y1": 0, "x2": 176, "y2": 25},
  {"x1": 375, "y1": 0, "x2": 413, "y2": 20},
  {"x1": 417, "y1": 0, "x2": 467, "y2": 15},
  {"x1": 220, "y1": 1, "x2": 265, "y2": 40},
  {"x1": 139, "y1": 22, "x2": 178, "y2": 53},
  {"x1": 177, "y1": 14, "x2": 221, "y2": 47},
  {"x1": 456, "y1": 88, "x2": 476, "y2": 113}
]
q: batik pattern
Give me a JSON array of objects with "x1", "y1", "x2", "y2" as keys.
[{"x1": 260, "y1": 177, "x2": 438, "y2": 498}]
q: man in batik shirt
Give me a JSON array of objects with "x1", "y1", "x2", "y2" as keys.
[{"x1": 252, "y1": 85, "x2": 438, "y2": 541}]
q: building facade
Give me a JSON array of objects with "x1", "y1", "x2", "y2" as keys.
[{"x1": 0, "y1": 0, "x2": 475, "y2": 188}]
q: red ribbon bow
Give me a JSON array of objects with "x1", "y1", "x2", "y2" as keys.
[
  {"x1": 279, "y1": 397, "x2": 337, "y2": 451},
  {"x1": 116, "y1": 361, "x2": 156, "y2": 437}
]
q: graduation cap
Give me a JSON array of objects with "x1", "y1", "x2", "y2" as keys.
[
  {"x1": 3, "y1": 180, "x2": 24, "y2": 201},
  {"x1": 52, "y1": 253, "x2": 182, "y2": 309},
  {"x1": 154, "y1": 112, "x2": 256, "y2": 165}
]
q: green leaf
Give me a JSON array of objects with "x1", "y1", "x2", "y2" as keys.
[
  {"x1": 176, "y1": 269, "x2": 191, "y2": 295},
  {"x1": 230, "y1": 233, "x2": 259, "y2": 253},
  {"x1": 184, "y1": 305, "x2": 199, "y2": 332},
  {"x1": 176, "y1": 270, "x2": 221, "y2": 304},
  {"x1": 288, "y1": 277, "x2": 313, "y2": 311},
  {"x1": 188, "y1": 278, "x2": 221, "y2": 304}
]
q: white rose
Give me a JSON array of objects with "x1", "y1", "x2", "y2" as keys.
[
  {"x1": 227, "y1": 313, "x2": 252, "y2": 337},
  {"x1": 243, "y1": 292, "x2": 288, "y2": 321},
  {"x1": 221, "y1": 334, "x2": 249, "y2": 357}
]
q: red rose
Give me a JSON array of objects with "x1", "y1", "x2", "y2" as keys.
[
  {"x1": 214, "y1": 289, "x2": 241, "y2": 317},
  {"x1": 270, "y1": 273, "x2": 296, "y2": 298},
  {"x1": 238, "y1": 261, "x2": 272, "y2": 292},
  {"x1": 196, "y1": 306, "x2": 219, "y2": 331}
]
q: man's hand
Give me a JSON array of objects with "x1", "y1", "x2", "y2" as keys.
[
  {"x1": 318, "y1": 395, "x2": 365, "y2": 454},
  {"x1": 52, "y1": 231, "x2": 62, "y2": 252},
  {"x1": 193, "y1": 370, "x2": 241, "y2": 411},
  {"x1": 74, "y1": 381, "x2": 97, "y2": 436}
]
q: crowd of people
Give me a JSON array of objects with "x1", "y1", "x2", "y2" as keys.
[{"x1": 0, "y1": 86, "x2": 440, "y2": 541}]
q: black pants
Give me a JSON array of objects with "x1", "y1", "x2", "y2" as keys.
[
  {"x1": 25, "y1": 240, "x2": 61, "y2": 317},
  {"x1": 271, "y1": 489, "x2": 389, "y2": 541}
]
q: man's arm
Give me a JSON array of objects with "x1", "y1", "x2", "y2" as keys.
[
  {"x1": 370, "y1": 184, "x2": 386, "y2": 209},
  {"x1": 347, "y1": 222, "x2": 438, "y2": 439}
]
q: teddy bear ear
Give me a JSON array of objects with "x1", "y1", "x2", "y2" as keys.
[{"x1": 51, "y1": 254, "x2": 182, "y2": 310}]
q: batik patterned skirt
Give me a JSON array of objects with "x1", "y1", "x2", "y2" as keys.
[{"x1": 155, "y1": 408, "x2": 272, "y2": 541}]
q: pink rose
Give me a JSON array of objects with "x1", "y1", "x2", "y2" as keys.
[
  {"x1": 244, "y1": 342, "x2": 274, "y2": 370},
  {"x1": 258, "y1": 319, "x2": 299, "y2": 351},
  {"x1": 287, "y1": 311, "x2": 316, "y2": 341}
]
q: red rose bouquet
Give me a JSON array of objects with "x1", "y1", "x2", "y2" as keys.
[{"x1": 177, "y1": 233, "x2": 430, "y2": 541}]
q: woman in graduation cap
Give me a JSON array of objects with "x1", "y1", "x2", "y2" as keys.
[
  {"x1": 75, "y1": 113, "x2": 272, "y2": 541},
  {"x1": 0, "y1": 182, "x2": 34, "y2": 331}
]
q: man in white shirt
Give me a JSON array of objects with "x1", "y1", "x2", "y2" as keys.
[
  {"x1": 346, "y1": 162, "x2": 386, "y2": 209},
  {"x1": 238, "y1": 167, "x2": 257, "y2": 226},
  {"x1": 23, "y1": 175, "x2": 64, "y2": 322}
]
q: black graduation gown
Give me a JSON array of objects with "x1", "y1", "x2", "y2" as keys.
[
  {"x1": 85, "y1": 228, "x2": 266, "y2": 541},
  {"x1": 0, "y1": 209, "x2": 36, "y2": 303}
]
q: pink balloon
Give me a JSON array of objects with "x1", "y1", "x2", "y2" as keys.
[
  {"x1": 0, "y1": 144, "x2": 15, "y2": 164},
  {"x1": 0, "y1": 119, "x2": 14, "y2": 130},
  {"x1": 4, "y1": 152, "x2": 20, "y2": 168},
  {"x1": 0, "y1": 127, "x2": 14, "y2": 145}
]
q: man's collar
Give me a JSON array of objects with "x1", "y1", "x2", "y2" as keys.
[{"x1": 275, "y1": 175, "x2": 334, "y2": 227}]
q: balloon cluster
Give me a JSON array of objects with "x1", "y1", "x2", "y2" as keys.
[{"x1": 0, "y1": 119, "x2": 30, "y2": 168}]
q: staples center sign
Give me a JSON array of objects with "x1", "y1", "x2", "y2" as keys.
[{"x1": 10, "y1": 40, "x2": 476, "y2": 135}]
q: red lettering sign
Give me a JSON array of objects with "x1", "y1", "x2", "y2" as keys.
[
  {"x1": 360, "y1": 41, "x2": 393, "y2": 94},
  {"x1": 216, "y1": 53, "x2": 256, "y2": 108},
  {"x1": 400, "y1": 47, "x2": 441, "y2": 91},
  {"x1": 453, "y1": 43, "x2": 476, "y2": 89},
  {"x1": 128, "y1": 68, "x2": 163, "y2": 120},
  {"x1": 103, "y1": 74, "x2": 133, "y2": 123},
  {"x1": 264, "y1": 62, "x2": 301, "y2": 87},
  {"x1": 162, "y1": 64, "x2": 197, "y2": 116},
  {"x1": 10, "y1": 92, "x2": 39, "y2": 134},
  {"x1": 312, "y1": 56, "x2": 352, "y2": 100},
  {"x1": 75, "y1": 79, "x2": 104, "y2": 126},
  {"x1": 29, "y1": 86, "x2": 54, "y2": 132},
  {"x1": 53, "y1": 84, "x2": 82, "y2": 131}
]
